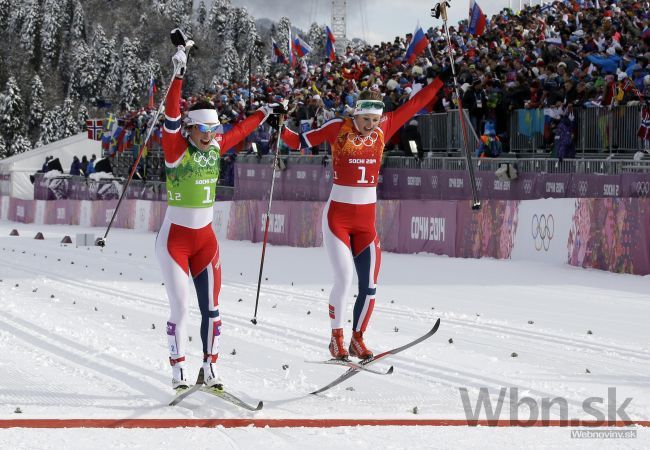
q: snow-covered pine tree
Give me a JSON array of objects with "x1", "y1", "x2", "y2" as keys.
[
  {"x1": 307, "y1": 22, "x2": 326, "y2": 62},
  {"x1": 232, "y1": 7, "x2": 259, "y2": 83},
  {"x1": 197, "y1": 0, "x2": 207, "y2": 29},
  {"x1": 116, "y1": 37, "x2": 145, "y2": 110},
  {"x1": 207, "y1": 0, "x2": 237, "y2": 84},
  {"x1": 11, "y1": 135, "x2": 32, "y2": 155},
  {"x1": 0, "y1": 76, "x2": 26, "y2": 155},
  {"x1": 36, "y1": 107, "x2": 60, "y2": 147},
  {"x1": 28, "y1": 74, "x2": 45, "y2": 144},
  {"x1": 19, "y1": 0, "x2": 42, "y2": 67},
  {"x1": 0, "y1": 135, "x2": 6, "y2": 159},
  {"x1": 61, "y1": 96, "x2": 78, "y2": 138},
  {"x1": 68, "y1": 40, "x2": 103, "y2": 103},
  {"x1": 92, "y1": 25, "x2": 118, "y2": 102},
  {"x1": 77, "y1": 104, "x2": 89, "y2": 132},
  {"x1": 69, "y1": 0, "x2": 86, "y2": 40},
  {"x1": 0, "y1": 0, "x2": 11, "y2": 31},
  {"x1": 8, "y1": 0, "x2": 25, "y2": 35},
  {"x1": 275, "y1": 17, "x2": 292, "y2": 57},
  {"x1": 40, "y1": 0, "x2": 65, "y2": 68}
]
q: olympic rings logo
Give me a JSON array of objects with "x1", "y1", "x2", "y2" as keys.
[
  {"x1": 476, "y1": 177, "x2": 483, "y2": 191},
  {"x1": 578, "y1": 181, "x2": 588, "y2": 197},
  {"x1": 532, "y1": 213, "x2": 554, "y2": 252},
  {"x1": 431, "y1": 175, "x2": 439, "y2": 190},
  {"x1": 193, "y1": 150, "x2": 219, "y2": 168},
  {"x1": 636, "y1": 181, "x2": 650, "y2": 197},
  {"x1": 347, "y1": 131, "x2": 379, "y2": 147},
  {"x1": 523, "y1": 180, "x2": 533, "y2": 194}
]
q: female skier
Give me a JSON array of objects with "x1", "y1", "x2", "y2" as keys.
[
  {"x1": 157, "y1": 45, "x2": 275, "y2": 390},
  {"x1": 281, "y1": 71, "x2": 449, "y2": 360}
]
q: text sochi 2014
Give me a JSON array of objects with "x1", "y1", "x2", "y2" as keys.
[{"x1": 411, "y1": 216, "x2": 446, "y2": 241}]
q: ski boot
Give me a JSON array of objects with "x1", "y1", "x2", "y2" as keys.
[
  {"x1": 170, "y1": 356, "x2": 189, "y2": 392},
  {"x1": 329, "y1": 328, "x2": 349, "y2": 360},
  {"x1": 202, "y1": 360, "x2": 223, "y2": 392},
  {"x1": 349, "y1": 330, "x2": 373, "y2": 360}
]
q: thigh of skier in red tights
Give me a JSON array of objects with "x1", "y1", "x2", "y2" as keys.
[
  {"x1": 322, "y1": 200, "x2": 381, "y2": 332},
  {"x1": 156, "y1": 220, "x2": 222, "y2": 364}
]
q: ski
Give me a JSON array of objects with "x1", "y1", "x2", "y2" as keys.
[
  {"x1": 168, "y1": 369, "x2": 205, "y2": 406},
  {"x1": 169, "y1": 369, "x2": 263, "y2": 411},
  {"x1": 305, "y1": 359, "x2": 394, "y2": 375},
  {"x1": 199, "y1": 386, "x2": 263, "y2": 411},
  {"x1": 310, "y1": 318, "x2": 441, "y2": 395}
]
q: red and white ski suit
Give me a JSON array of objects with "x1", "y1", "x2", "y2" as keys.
[{"x1": 282, "y1": 79, "x2": 443, "y2": 331}]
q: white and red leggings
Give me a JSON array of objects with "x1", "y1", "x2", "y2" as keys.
[
  {"x1": 155, "y1": 220, "x2": 222, "y2": 364},
  {"x1": 322, "y1": 200, "x2": 381, "y2": 332}
]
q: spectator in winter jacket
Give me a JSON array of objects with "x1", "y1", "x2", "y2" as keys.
[
  {"x1": 69, "y1": 156, "x2": 82, "y2": 176},
  {"x1": 399, "y1": 120, "x2": 424, "y2": 159}
]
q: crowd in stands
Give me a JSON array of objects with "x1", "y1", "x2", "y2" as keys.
[{"x1": 99, "y1": 0, "x2": 650, "y2": 182}]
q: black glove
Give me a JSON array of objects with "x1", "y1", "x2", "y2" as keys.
[
  {"x1": 270, "y1": 103, "x2": 288, "y2": 115},
  {"x1": 266, "y1": 114, "x2": 280, "y2": 131},
  {"x1": 170, "y1": 28, "x2": 190, "y2": 47}
]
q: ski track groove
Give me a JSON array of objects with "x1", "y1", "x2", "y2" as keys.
[{"x1": 2, "y1": 246, "x2": 648, "y2": 417}]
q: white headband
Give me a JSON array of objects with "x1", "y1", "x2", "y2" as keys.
[
  {"x1": 353, "y1": 99, "x2": 384, "y2": 116},
  {"x1": 185, "y1": 109, "x2": 220, "y2": 125}
]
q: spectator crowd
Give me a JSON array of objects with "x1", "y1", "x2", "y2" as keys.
[{"x1": 101, "y1": 0, "x2": 650, "y2": 178}]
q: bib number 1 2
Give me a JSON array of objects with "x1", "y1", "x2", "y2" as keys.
[{"x1": 357, "y1": 166, "x2": 374, "y2": 184}]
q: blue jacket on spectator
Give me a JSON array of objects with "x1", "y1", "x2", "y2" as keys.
[
  {"x1": 586, "y1": 54, "x2": 621, "y2": 75},
  {"x1": 70, "y1": 156, "x2": 82, "y2": 176}
]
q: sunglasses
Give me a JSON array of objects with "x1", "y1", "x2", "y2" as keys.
[
  {"x1": 195, "y1": 123, "x2": 220, "y2": 133},
  {"x1": 356, "y1": 100, "x2": 385, "y2": 110}
]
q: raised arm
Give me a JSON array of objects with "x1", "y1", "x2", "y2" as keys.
[
  {"x1": 219, "y1": 109, "x2": 270, "y2": 154},
  {"x1": 162, "y1": 48, "x2": 189, "y2": 164},
  {"x1": 281, "y1": 118, "x2": 344, "y2": 150},
  {"x1": 380, "y1": 78, "x2": 443, "y2": 141}
]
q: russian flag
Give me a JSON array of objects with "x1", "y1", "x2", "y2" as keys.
[
  {"x1": 468, "y1": 0, "x2": 487, "y2": 37},
  {"x1": 293, "y1": 35, "x2": 312, "y2": 58},
  {"x1": 325, "y1": 25, "x2": 336, "y2": 62},
  {"x1": 404, "y1": 24, "x2": 430, "y2": 65},
  {"x1": 271, "y1": 38, "x2": 286, "y2": 64}
]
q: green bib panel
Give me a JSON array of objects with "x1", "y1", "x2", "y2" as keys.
[{"x1": 165, "y1": 143, "x2": 221, "y2": 208}]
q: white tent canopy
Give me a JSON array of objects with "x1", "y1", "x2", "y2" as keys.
[{"x1": 0, "y1": 133, "x2": 101, "y2": 199}]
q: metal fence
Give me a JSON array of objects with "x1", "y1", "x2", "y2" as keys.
[
  {"x1": 382, "y1": 156, "x2": 650, "y2": 174},
  {"x1": 415, "y1": 109, "x2": 480, "y2": 154},
  {"x1": 507, "y1": 105, "x2": 644, "y2": 154}
]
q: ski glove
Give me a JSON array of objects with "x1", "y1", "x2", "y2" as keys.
[
  {"x1": 260, "y1": 102, "x2": 288, "y2": 130},
  {"x1": 172, "y1": 46, "x2": 187, "y2": 77}
]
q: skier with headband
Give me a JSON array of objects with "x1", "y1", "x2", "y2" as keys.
[
  {"x1": 157, "y1": 43, "x2": 279, "y2": 391},
  {"x1": 280, "y1": 69, "x2": 451, "y2": 360}
]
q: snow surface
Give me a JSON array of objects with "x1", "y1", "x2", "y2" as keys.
[{"x1": 0, "y1": 221, "x2": 648, "y2": 449}]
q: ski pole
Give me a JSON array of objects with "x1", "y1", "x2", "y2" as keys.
[
  {"x1": 251, "y1": 116, "x2": 286, "y2": 325},
  {"x1": 96, "y1": 31, "x2": 195, "y2": 247},
  {"x1": 432, "y1": 1, "x2": 481, "y2": 210}
]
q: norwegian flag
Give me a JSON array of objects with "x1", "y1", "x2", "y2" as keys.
[
  {"x1": 638, "y1": 106, "x2": 650, "y2": 141},
  {"x1": 86, "y1": 119, "x2": 103, "y2": 141}
]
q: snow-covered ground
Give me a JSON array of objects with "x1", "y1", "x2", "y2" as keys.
[{"x1": 0, "y1": 221, "x2": 648, "y2": 449}]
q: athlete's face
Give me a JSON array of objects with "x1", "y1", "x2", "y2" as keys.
[
  {"x1": 189, "y1": 123, "x2": 219, "y2": 151},
  {"x1": 353, "y1": 114, "x2": 381, "y2": 137}
]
